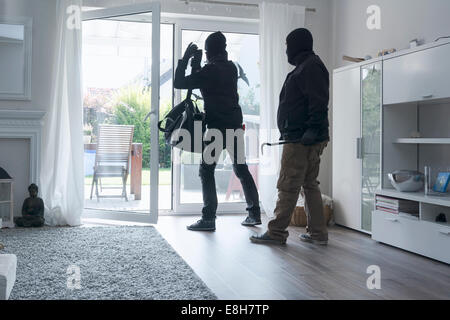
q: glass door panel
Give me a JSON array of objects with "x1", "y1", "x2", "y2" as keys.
[
  {"x1": 174, "y1": 30, "x2": 260, "y2": 212},
  {"x1": 361, "y1": 62, "x2": 382, "y2": 231},
  {"x1": 82, "y1": 4, "x2": 162, "y2": 222}
]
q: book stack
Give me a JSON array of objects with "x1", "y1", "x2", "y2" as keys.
[{"x1": 375, "y1": 195, "x2": 419, "y2": 219}]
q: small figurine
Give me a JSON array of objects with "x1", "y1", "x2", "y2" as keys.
[{"x1": 14, "y1": 184, "x2": 45, "y2": 228}]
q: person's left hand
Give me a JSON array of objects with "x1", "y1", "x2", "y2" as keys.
[{"x1": 183, "y1": 42, "x2": 198, "y2": 62}]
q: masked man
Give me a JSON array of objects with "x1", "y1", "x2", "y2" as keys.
[
  {"x1": 250, "y1": 28, "x2": 330, "y2": 245},
  {"x1": 174, "y1": 31, "x2": 261, "y2": 231}
]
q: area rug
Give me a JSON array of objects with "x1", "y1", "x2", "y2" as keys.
[{"x1": 0, "y1": 226, "x2": 217, "y2": 300}]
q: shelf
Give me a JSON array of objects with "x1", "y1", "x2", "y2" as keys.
[
  {"x1": 394, "y1": 138, "x2": 450, "y2": 144},
  {"x1": 376, "y1": 188, "x2": 450, "y2": 207}
]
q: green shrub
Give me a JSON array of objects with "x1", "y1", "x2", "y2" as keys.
[{"x1": 111, "y1": 85, "x2": 172, "y2": 168}]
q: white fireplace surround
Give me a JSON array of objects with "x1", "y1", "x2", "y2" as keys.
[{"x1": 0, "y1": 110, "x2": 45, "y2": 186}]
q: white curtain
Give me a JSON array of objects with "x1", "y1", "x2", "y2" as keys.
[
  {"x1": 259, "y1": 2, "x2": 305, "y2": 217},
  {"x1": 41, "y1": 0, "x2": 84, "y2": 226}
]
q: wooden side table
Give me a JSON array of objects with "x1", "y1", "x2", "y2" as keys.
[{"x1": 0, "y1": 179, "x2": 13, "y2": 229}]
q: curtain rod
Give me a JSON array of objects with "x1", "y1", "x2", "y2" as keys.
[{"x1": 180, "y1": 0, "x2": 317, "y2": 12}]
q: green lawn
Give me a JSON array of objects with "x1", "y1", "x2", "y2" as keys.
[{"x1": 84, "y1": 168, "x2": 171, "y2": 186}]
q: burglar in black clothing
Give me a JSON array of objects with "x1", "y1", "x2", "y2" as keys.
[
  {"x1": 250, "y1": 28, "x2": 330, "y2": 246},
  {"x1": 174, "y1": 31, "x2": 261, "y2": 231}
]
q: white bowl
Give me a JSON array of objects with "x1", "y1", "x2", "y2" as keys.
[{"x1": 388, "y1": 170, "x2": 424, "y2": 192}]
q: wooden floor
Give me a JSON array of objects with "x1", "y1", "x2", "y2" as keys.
[{"x1": 153, "y1": 214, "x2": 450, "y2": 300}]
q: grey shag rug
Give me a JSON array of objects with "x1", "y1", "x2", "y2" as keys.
[{"x1": 0, "y1": 226, "x2": 217, "y2": 300}]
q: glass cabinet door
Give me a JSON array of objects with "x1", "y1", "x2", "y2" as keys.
[{"x1": 361, "y1": 62, "x2": 382, "y2": 232}]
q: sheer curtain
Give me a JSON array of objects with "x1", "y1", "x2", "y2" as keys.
[
  {"x1": 41, "y1": 0, "x2": 84, "y2": 226},
  {"x1": 259, "y1": 2, "x2": 305, "y2": 217}
]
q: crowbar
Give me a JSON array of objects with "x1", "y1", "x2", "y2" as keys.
[{"x1": 261, "y1": 139, "x2": 302, "y2": 155}]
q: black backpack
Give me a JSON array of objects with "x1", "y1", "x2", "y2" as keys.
[{"x1": 158, "y1": 89, "x2": 206, "y2": 153}]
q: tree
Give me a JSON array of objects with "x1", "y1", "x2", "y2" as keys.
[{"x1": 111, "y1": 85, "x2": 172, "y2": 168}]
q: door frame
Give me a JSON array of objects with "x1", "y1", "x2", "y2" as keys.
[
  {"x1": 82, "y1": 3, "x2": 161, "y2": 223},
  {"x1": 167, "y1": 16, "x2": 259, "y2": 214}
]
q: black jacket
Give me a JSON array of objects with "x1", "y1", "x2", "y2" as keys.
[
  {"x1": 174, "y1": 56, "x2": 243, "y2": 129},
  {"x1": 277, "y1": 51, "x2": 330, "y2": 143}
]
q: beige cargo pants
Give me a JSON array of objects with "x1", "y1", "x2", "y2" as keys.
[{"x1": 268, "y1": 140, "x2": 328, "y2": 241}]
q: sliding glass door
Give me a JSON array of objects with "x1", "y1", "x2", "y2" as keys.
[
  {"x1": 82, "y1": 4, "x2": 162, "y2": 223},
  {"x1": 172, "y1": 21, "x2": 260, "y2": 213}
]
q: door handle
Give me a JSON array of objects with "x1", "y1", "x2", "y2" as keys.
[
  {"x1": 422, "y1": 94, "x2": 433, "y2": 99},
  {"x1": 385, "y1": 218, "x2": 398, "y2": 222},
  {"x1": 438, "y1": 230, "x2": 450, "y2": 236},
  {"x1": 356, "y1": 138, "x2": 363, "y2": 159},
  {"x1": 144, "y1": 110, "x2": 156, "y2": 121}
]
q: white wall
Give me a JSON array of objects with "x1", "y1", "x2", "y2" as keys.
[
  {"x1": 0, "y1": 0, "x2": 57, "y2": 214},
  {"x1": 332, "y1": 0, "x2": 450, "y2": 68}
]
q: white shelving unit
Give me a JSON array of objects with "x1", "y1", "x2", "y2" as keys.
[
  {"x1": 0, "y1": 179, "x2": 14, "y2": 229},
  {"x1": 377, "y1": 189, "x2": 450, "y2": 207},
  {"x1": 373, "y1": 40, "x2": 450, "y2": 264},
  {"x1": 333, "y1": 39, "x2": 450, "y2": 263}
]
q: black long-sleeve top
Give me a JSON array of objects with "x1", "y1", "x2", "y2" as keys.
[
  {"x1": 277, "y1": 51, "x2": 330, "y2": 143},
  {"x1": 174, "y1": 56, "x2": 243, "y2": 129}
]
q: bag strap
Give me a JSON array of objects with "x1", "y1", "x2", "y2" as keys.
[
  {"x1": 158, "y1": 120, "x2": 169, "y2": 132},
  {"x1": 159, "y1": 89, "x2": 194, "y2": 132},
  {"x1": 186, "y1": 89, "x2": 193, "y2": 101}
]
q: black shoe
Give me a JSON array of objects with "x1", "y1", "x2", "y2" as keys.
[
  {"x1": 241, "y1": 215, "x2": 262, "y2": 226},
  {"x1": 187, "y1": 219, "x2": 216, "y2": 231},
  {"x1": 299, "y1": 233, "x2": 328, "y2": 245},
  {"x1": 249, "y1": 232, "x2": 286, "y2": 245}
]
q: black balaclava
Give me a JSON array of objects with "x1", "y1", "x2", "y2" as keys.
[
  {"x1": 286, "y1": 28, "x2": 313, "y2": 65},
  {"x1": 205, "y1": 31, "x2": 227, "y2": 61}
]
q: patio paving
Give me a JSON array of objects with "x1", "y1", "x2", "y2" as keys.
[{"x1": 84, "y1": 184, "x2": 244, "y2": 212}]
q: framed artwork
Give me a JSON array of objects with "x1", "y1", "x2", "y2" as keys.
[{"x1": 433, "y1": 172, "x2": 450, "y2": 193}]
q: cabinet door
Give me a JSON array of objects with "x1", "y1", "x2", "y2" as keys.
[
  {"x1": 361, "y1": 62, "x2": 382, "y2": 232},
  {"x1": 383, "y1": 43, "x2": 450, "y2": 105},
  {"x1": 332, "y1": 67, "x2": 361, "y2": 230}
]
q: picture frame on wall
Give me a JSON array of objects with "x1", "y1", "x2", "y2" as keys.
[{"x1": 433, "y1": 172, "x2": 450, "y2": 193}]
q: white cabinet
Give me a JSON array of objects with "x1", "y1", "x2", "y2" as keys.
[
  {"x1": 383, "y1": 43, "x2": 450, "y2": 105},
  {"x1": 373, "y1": 210, "x2": 450, "y2": 264},
  {"x1": 333, "y1": 41, "x2": 450, "y2": 263},
  {"x1": 332, "y1": 62, "x2": 382, "y2": 233},
  {"x1": 332, "y1": 67, "x2": 362, "y2": 230}
]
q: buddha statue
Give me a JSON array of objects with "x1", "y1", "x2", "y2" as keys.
[{"x1": 14, "y1": 184, "x2": 45, "y2": 228}]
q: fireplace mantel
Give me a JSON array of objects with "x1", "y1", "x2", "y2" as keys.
[{"x1": 0, "y1": 109, "x2": 45, "y2": 186}]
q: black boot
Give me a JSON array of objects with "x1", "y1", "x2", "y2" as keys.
[
  {"x1": 241, "y1": 211, "x2": 262, "y2": 226},
  {"x1": 187, "y1": 219, "x2": 216, "y2": 231}
]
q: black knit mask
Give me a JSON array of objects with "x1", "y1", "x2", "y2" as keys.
[
  {"x1": 286, "y1": 28, "x2": 313, "y2": 65},
  {"x1": 205, "y1": 31, "x2": 227, "y2": 58}
]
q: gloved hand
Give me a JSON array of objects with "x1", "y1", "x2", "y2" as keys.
[
  {"x1": 301, "y1": 128, "x2": 318, "y2": 145},
  {"x1": 182, "y1": 42, "x2": 199, "y2": 63}
]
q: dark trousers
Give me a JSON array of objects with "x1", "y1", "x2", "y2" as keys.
[
  {"x1": 199, "y1": 128, "x2": 260, "y2": 220},
  {"x1": 268, "y1": 141, "x2": 328, "y2": 241}
]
